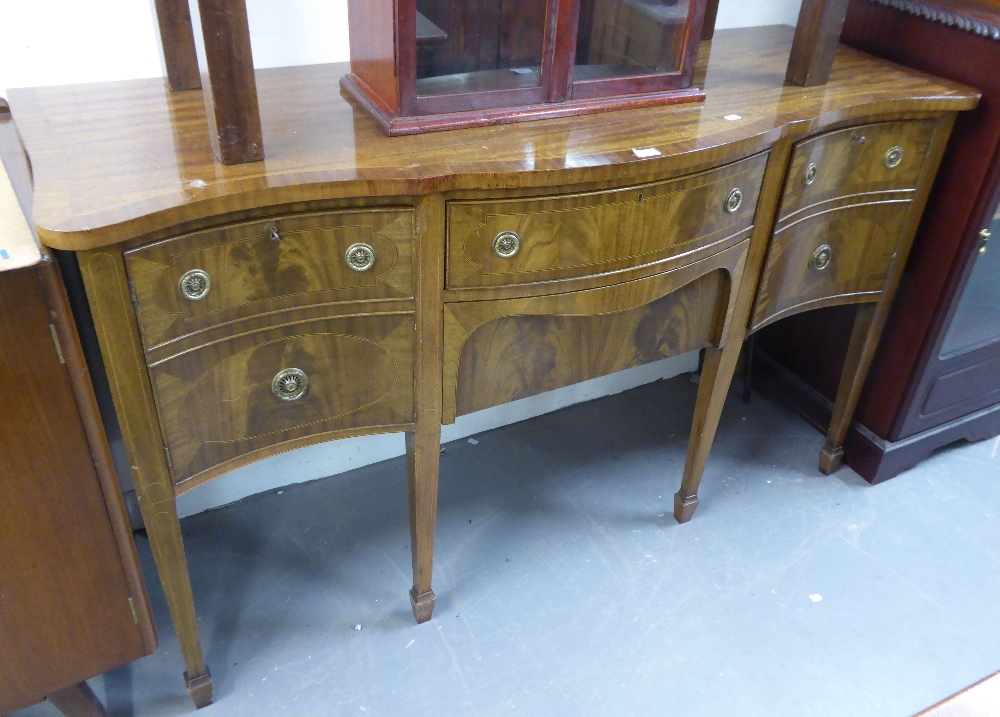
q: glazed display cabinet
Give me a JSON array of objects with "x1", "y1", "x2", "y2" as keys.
[{"x1": 341, "y1": 0, "x2": 710, "y2": 133}]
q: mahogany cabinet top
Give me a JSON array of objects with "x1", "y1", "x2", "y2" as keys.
[{"x1": 7, "y1": 25, "x2": 978, "y2": 251}]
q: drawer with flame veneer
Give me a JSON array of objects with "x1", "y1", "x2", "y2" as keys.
[
  {"x1": 445, "y1": 152, "x2": 768, "y2": 292},
  {"x1": 145, "y1": 310, "x2": 415, "y2": 489},
  {"x1": 125, "y1": 209, "x2": 414, "y2": 350},
  {"x1": 751, "y1": 119, "x2": 943, "y2": 330},
  {"x1": 777, "y1": 119, "x2": 937, "y2": 221}
]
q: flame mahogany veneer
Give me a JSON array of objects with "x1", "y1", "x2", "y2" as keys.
[{"x1": 6, "y1": 26, "x2": 977, "y2": 708}]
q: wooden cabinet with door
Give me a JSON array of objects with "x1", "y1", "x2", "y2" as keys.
[{"x1": 0, "y1": 102, "x2": 156, "y2": 717}]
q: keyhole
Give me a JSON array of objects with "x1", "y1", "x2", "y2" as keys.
[{"x1": 637, "y1": 193, "x2": 644, "y2": 204}]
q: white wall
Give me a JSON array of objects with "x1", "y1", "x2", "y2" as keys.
[
  {"x1": 0, "y1": 0, "x2": 803, "y2": 516},
  {"x1": 0, "y1": 0, "x2": 802, "y2": 96}
]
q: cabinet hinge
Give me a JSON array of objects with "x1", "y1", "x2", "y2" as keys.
[
  {"x1": 164, "y1": 445, "x2": 173, "y2": 468},
  {"x1": 128, "y1": 596, "x2": 138, "y2": 624},
  {"x1": 128, "y1": 280, "x2": 139, "y2": 309},
  {"x1": 48, "y1": 323, "x2": 66, "y2": 365}
]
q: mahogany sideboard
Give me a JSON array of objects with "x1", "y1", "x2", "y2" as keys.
[
  {"x1": 756, "y1": 0, "x2": 1000, "y2": 483},
  {"x1": 5, "y1": 26, "x2": 977, "y2": 707},
  {"x1": 0, "y1": 103, "x2": 156, "y2": 717}
]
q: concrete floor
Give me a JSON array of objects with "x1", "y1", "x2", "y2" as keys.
[{"x1": 15, "y1": 376, "x2": 1000, "y2": 717}]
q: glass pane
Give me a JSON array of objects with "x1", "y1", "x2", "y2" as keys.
[
  {"x1": 415, "y1": 0, "x2": 547, "y2": 97},
  {"x1": 575, "y1": 0, "x2": 690, "y2": 81},
  {"x1": 940, "y1": 203, "x2": 1000, "y2": 355}
]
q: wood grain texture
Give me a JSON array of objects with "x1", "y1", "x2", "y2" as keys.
[
  {"x1": 815, "y1": 114, "x2": 958, "y2": 470},
  {"x1": 8, "y1": 26, "x2": 978, "y2": 251},
  {"x1": 153, "y1": 0, "x2": 201, "y2": 90},
  {"x1": 148, "y1": 312, "x2": 415, "y2": 486},
  {"x1": 443, "y1": 240, "x2": 748, "y2": 422},
  {"x1": 36, "y1": 258, "x2": 156, "y2": 652},
  {"x1": 786, "y1": 0, "x2": 852, "y2": 86},
  {"x1": 750, "y1": 197, "x2": 914, "y2": 330},
  {"x1": 46, "y1": 682, "x2": 110, "y2": 717},
  {"x1": 77, "y1": 247, "x2": 212, "y2": 707},
  {"x1": 454, "y1": 272, "x2": 727, "y2": 416},
  {"x1": 446, "y1": 152, "x2": 768, "y2": 289},
  {"x1": 840, "y1": 0, "x2": 1000, "y2": 444},
  {"x1": 126, "y1": 208, "x2": 414, "y2": 348},
  {"x1": 0, "y1": 263, "x2": 152, "y2": 714},
  {"x1": 194, "y1": 0, "x2": 264, "y2": 165},
  {"x1": 776, "y1": 118, "x2": 937, "y2": 221},
  {"x1": 406, "y1": 195, "x2": 447, "y2": 622},
  {"x1": 674, "y1": 136, "x2": 797, "y2": 522},
  {"x1": 347, "y1": 0, "x2": 402, "y2": 111}
]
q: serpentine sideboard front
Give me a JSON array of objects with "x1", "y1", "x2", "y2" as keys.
[{"x1": 7, "y1": 26, "x2": 978, "y2": 707}]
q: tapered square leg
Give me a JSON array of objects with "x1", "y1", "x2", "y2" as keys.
[{"x1": 406, "y1": 426, "x2": 441, "y2": 623}]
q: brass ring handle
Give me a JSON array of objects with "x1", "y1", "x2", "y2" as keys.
[
  {"x1": 810, "y1": 244, "x2": 833, "y2": 271},
  {"x1": 884, "y1": 146, "x2": 903, "y2": 169},
  {"x1": 272, "y1": 368, "x2": 308, "y2": 401},
  {"x1": 804, "y1": 163, "x2": 818, "y2": 186},
  {"x1": 493, "y1": 230, "x2": 521, "y2": 259},
  {"x1": 178, "y1": 269, "x2": 211, "y2": 300},
  {"x1": 724, "y1": 188, "x2": 743, "y2": 214},
  {"x1": 345, "y1": 242, "x2": 376, "y2": 272}
]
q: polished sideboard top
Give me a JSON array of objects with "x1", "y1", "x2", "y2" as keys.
[{"x1": 7, "y1": 25, "x2": 978, "y2": 251}]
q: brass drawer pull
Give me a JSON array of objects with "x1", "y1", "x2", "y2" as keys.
[
  {"x1": 724, "y1": 188, "x2": 743, "y2": 213},
  {"x1": 804, "y1": 163, "x2": 818, "y2": 186},
  {"x1": 178, "y1": 269, "x2": 211, "y2": 300},
  {"x1": 271, "y1": 227, "x2": 281, "y2": 241},
  {"x1": 884, "y1": 146, "x2": 903, "y2": 169},
  {"x1": 810, "y1": 244, "x2": 833, "y2": 271},
  {"x1": 345, "y1": 242, "x2": 376, "y2": 272},
  {"x1": 272, "y1": 368, "x2": 308, "y2": 401},
  {"x1": 493, "y1": 230, "x2": 521, "y2": 259}
]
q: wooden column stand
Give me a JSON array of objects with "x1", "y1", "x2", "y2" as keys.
[
  {"x1": 152, "y1": 0, "x2": 263, "y2": 165},
  {"x1": 786, "y1": 0, "x2": 852, "y2": 86}
]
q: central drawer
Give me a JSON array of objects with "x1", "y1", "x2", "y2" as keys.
[
  {"x1": 126, "y1": 209, "x2": 414, "y2": 349},
  {"x1": 446, "y1": 152, "x2": 769, "y2": 290}
]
